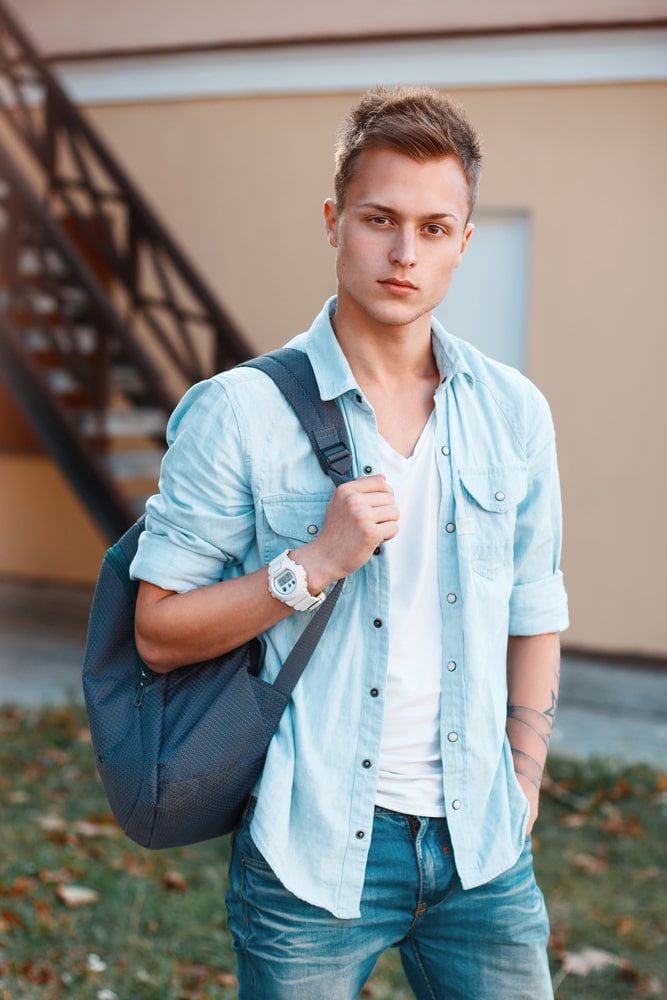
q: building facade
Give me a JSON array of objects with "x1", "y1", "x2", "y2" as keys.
[{"x1": 1, "y1": 0, "x2": 666, "y2": 656}]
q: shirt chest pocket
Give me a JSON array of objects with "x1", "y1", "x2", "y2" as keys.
[
  {"x1": 260, "y1": 495, "x2": 331, "y2": 565},
  {"x1": 457, "y1": 465, "x2": 528, "y2": 579}
]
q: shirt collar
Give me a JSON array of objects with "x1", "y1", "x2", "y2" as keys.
[
  {"x1": 287, "y1": 296, "x2": 475, "y2": 401},
  {"x1": 430, "y1": 313, "x2": 475, "y2": 387}
]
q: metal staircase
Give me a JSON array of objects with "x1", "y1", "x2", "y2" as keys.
[{"x1": 0, "y1": 0, "x2": 253, "y2": 540}]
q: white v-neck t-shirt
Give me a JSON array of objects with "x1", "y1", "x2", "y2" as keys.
[{"x1": 375, "y1": 412, "x2": 446, "y2": 817}]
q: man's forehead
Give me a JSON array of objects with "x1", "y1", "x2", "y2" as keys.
[{"x1": 345, "y1": 150, "x2": 470, "y2": 218}]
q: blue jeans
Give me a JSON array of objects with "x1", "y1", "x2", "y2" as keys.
[{"x1": 226, "y1": 802, "x2": 553, "y2": 1000}]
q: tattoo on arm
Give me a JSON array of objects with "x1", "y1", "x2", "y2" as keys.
[
  {"x1": 506, "y1": 692, "x2": 558, "y2": 788},
  {"x1": 510, "y1": 748, "x2": 544, "y2": 791},
  {"x1": 507, "y1": 693, "x2": 558, "y2": 745}
]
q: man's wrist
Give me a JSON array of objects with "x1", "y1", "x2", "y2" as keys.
[
  {"x1": 267, "y1": 550, "x2": 326, "y2": 612},
  {"x1": 289, "y1": 543, "x2": 338, "y2": 596}
]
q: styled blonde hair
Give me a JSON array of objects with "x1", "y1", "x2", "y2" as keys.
[{"x1": 334, "y1": 85, "x2": 482, "y2": 218}]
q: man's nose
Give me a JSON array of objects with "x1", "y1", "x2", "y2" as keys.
[{"x1": 390, "y1": 229, "x2": 417, "y2": 267}]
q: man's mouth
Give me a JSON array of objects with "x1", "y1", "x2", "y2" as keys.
[{"x1": 380, "y1": 278, "x2": 418, "y2": 294}]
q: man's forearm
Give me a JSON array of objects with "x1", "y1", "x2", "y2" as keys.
[{"x1": 506, "y1": 633, "x2": 561, "y2": 828}]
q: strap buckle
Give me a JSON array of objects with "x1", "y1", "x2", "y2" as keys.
[{"x1": 320, "y1": 440, "x2": 352, "y2": 476}]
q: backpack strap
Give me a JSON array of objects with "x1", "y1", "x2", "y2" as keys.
[
  {"x1": 240, "y1": 347, "x2": 353, "y2": 698},
  {"x1": 242, "y1": 348, "x2": 353, "y2": 488}
]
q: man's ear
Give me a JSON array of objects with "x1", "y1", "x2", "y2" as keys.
[
  {"x1": 323, "y1": 199, "x2": 339, "y2": 248},
  {"x1": 456, "y1": 222, "x2": 474, "y2": 267}
]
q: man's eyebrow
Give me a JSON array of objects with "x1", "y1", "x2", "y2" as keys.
[{"x1": 358, "y1": 202, "x2": 459, "y2": 221}]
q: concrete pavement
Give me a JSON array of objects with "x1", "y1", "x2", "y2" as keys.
[{"x1": 1, "y1": 576, "x2": 666, "y2": 770}]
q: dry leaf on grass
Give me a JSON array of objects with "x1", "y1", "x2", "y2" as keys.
[
  {"x1": 572, "y1": 852, "x2": 609, "y2": 874},
  {"x1": 37, "y1": 814, "x2": 67, "y2": 833},
  {"x1": 162, "y1": 870, "x2": 187, "y2": 892},
  {"x1": 55, "y1": 884, "x2": 99, "y2": 908},
  {"x1": 72, "y1": 820, "x2": 119, "y2": 838},
  {"x1": 217, "y1": 972, "x2": 238, "y2": 987},
  {"x1": 561, "y1": 946, "x2": 632, "y2": 976},
  {"x1": 634, "y1": 975, "x2": 664, "y2": 995}
]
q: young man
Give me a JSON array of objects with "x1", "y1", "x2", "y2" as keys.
[{"x1": 131, "y1": 86, "x2": 568, "y2": 999}]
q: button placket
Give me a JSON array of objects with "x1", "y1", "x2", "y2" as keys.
[{"x1": 439, "y1": 422, "x2": 463, "y2": 792}]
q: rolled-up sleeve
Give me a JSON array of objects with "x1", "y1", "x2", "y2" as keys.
[
  {"x1": 508, "y1": 387, "x2": 569, "y2": 635},
  {"x1": 130, "y1": 378, "x2": 256, "y2": 593}
]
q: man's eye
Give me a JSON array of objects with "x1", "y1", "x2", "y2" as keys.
[
  {"x1": 370, "y1": 216, "x2": 390, "y2": 225},
  {"x1": 424, "y1": 224, "x2": 445, "y2": 236}
]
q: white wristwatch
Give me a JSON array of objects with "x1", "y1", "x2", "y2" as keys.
[{"x1": 267, "y1": 550, "x2": 326, "y2": 612}]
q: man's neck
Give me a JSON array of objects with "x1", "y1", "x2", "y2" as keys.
[
  {"x1": 331, "y1": 301, "x2": 437, "y2": 389},
  {"x1": 331, "y1": 302, "x2": 440, "y2": 458}
]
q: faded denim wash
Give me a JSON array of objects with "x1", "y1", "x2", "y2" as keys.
[{"x1": 227, "y1": 798, "x2": 553, "y2": 999}]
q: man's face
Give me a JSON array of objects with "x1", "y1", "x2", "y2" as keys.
[{"x1": 324, "y1": 148, "x2": 473, "y2": 334}]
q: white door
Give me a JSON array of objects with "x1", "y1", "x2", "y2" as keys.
[{"x1": 433, "y1": 211, "x2": 530, "y2": 372}]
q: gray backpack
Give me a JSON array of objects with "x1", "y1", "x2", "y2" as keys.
[{"x1": 82, "y1": 348, "x2": 352, "y2": 849}]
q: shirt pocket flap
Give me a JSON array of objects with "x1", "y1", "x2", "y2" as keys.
[
  {"x1": 262, "y1": 495, "x2": 330, "y2": 546},
  {"x1": 458, "y1": 465, "x2": 528, "y2": 513}
]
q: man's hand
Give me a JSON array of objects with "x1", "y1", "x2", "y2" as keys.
[
  {"x1": 136, "y1": 475, "x2": 398, "y2": 673},
  {"x1": 293, "y1": 474, "x2": 399, "y2": 593}
]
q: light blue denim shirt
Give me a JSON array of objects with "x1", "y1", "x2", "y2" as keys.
[{"x1": 131, "y1": 297, "x2": 568, "y2": 918}]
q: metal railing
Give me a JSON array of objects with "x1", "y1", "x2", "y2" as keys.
[
  {"x1": 0, "y1": 0, "x2": 254, "y2": 539},
  {"x1": 0, "y1": 0, "x2": 252, "y2": 392},
  {"x1": 0, "y1": 138, "x2": 153, "y2": 537}
]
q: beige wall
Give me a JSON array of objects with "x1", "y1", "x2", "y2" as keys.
[
  {"x1": 8, "y1": 0, "x2": 664, "y2": 55},
  {"x1": 2, "y1": 82, "x2": 666, "y2": 656},
  {"x1": 0, "y1": 457, "x2": 107, "y2": 581}
]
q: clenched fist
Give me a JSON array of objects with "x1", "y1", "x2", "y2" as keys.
[{"x1": 293, "y1": 474, "x2": 399, "y2": 593}]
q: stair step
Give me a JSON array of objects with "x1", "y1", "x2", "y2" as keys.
[
  {"x1": 77, "y1": 407, "x2": 168, "y2": 439},
  {"x1": 111, "y1": 365, "x2": 148, "y2": 395},
  {"x1": 44, "y1": 368, "x2": 80, "y2": 394},
  {"x1": 38, "y1": 360, "x2": 153, "y2": 404},
  {"x1": 21, "y1": 326, "x2": 98, "y2": 354},
  {"x1": 19, "y1": 246, "x2": 66, "y2": 279}
]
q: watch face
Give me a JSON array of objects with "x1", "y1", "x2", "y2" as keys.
[{"x1": 275, "y1": 568, "x2": 297, "y2": 596}]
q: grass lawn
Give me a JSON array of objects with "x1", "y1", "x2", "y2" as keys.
[{"x1": 0, "y1": 705, "x2": 665, "y2": 999}]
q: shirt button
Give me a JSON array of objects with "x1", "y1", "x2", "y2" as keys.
[
  {"x1": 356, "y1": 829, "x2": 365, "y2": 839},
  {"x1": 370, "y1": 688, "x2": 379, "y2": 697},
  {"x1": 373, "y1": 618, "x2": 383, "y2": 628},
  {"x1": 362, "y1": 759, "x2": 372, "y2": 768},
  {"x1": 452, "y1": 800, "x2": 462, "y2": 811},
  {"x1": 446, "y1": 593, "x2": 457, "y2": 604},
  {"x1": 441, "y1": 445, "x2": 450, "y2": 456},
  {"x1": 495, "y1": 491, "x2": 506, "y2": 502},
  {"x1": 447, "y1": 732, "x2": 458, "y2": 743},
  {"x1": 447, "y1": 661, "x2": 457, "y2": 672},
  {"x1": 363, "y1": 465, "x2": 373, "y2": 474},
  {"x1": 307, "y1": 524, "x2": 318, "y2": 535},
  {"x1": 355, "y1": 393, "x2": 362, "y2": 403},
  {"x1": 445, "y1": 522, "x2": 455, "y2": 533},
  {"x1": 373, "y1": 546, "x2": 382, "y2": 556}
]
